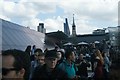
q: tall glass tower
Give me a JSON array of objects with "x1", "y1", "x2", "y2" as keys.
[{"x1": 64, "y1": 18, "x2": 70, "y2": 36}]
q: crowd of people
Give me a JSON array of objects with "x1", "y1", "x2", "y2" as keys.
[{"x1": 1, "y1": 41, "x2": 120, "y2": 80}]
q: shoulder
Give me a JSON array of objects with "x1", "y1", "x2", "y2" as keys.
[
  {"x1": 58, "y1": 60, "x2": 66, "y2": 66},
  {"x1": 34, "y1": 64, "x2": 46, "y2": 73},
  {"x1": 56, "y1": 67, "x2": 65, "y2": 73},
  {"x1": 55, "y1": 67, "x2": 68, "y2": 77}
]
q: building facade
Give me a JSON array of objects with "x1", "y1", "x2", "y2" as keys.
[
  {"x1": 64, "y1": 18, "x2": 70, "y2": 36},
  {"x1": 72, "y1": 14, "x2": 76, "y2": 37}
]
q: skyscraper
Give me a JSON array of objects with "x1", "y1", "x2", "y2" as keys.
[
  {"x1": 64, "y1": 18, "x2": 70, "y2": 36},
  {"x1": 37, "y1": 23, "x2": 46, "y2": 33},
  {"x1": 72, "y1": 14, "x2": 76, "y2": 37}
]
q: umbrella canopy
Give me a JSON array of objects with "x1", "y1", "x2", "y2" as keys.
[
  {"x1": 63, "y1": 42, "x2": 73, "y2": 46},
  {"x1": 77, "y1": 42, "x2": 88, "y2": 45},
  {"x1": 94, "y1": 41, "x2": 100, "y2": 44}
]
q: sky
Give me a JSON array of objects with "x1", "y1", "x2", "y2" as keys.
[{"x1": 0, "y1": 0, "x2": 119, "y2": 34}]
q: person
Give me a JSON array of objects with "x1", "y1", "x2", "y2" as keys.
[
  {"x1": 93, "y1": 49, "x2": 104, "y2": 80},
  {"x1": 90, "y1": 43, "x2": 96, "y2": 72},
  {"x1": 31, "y1": 45, "x2": 36, "y2": 61},
  {"x1": 56, "y1": 51, "x2": 64, "y2": 65},
  {"x1": 25, "y1": 45, "x2": 31, "y2": 56},
  {"x1": 31, "y1": 48, "x2": 43, "y2": 69},
  {"x1": 58, "y1": 49, "x2": 79, "y2": 80},
  {"x1": 90, "y1": 52, "x2": 96, "y2": 72},
  {"x1": 2, "y1": 49, "x2": 31, "y2": 80},
  {"x1": 108, "y1": 54, "x2": 120, "y2": 80},
  {"x1": 38, "y1": 53, "x2": 45, "y2": 66},
  {"x1": 102, "y1": 52, "x2": 110, "y2": 80},
  {"x1": 53, "y1": 46, "x2": 59, "y2": 52},
  {"x1": 76, "y1": 54, "x2": 90, "y2": 80},
  {"x1": 29, "y1": 48, "x2": 44, "y2": 80},
  {"x1": 31, "y1": 45, "x2": 36, "y2": 55},
  {"x1": 31, "y1": 50, "x2": 68, "y2": 80},
  {"x1": 44, "y1": 48, "x2": 48, "y2": 54}
]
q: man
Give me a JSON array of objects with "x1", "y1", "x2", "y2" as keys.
[
  {"x1": 31, "y1": 48, "x2": 44, "y2": 69},
  {"x1": 2, "y1": 49, "x2": 31, "y2": 80},
  {"x1": 31, "y1": 45, "x2": 36, "y2": 61},
  {"x1": 29, "y1": 48, "x2": 45, "y2": 80},
  {"x1": 31, "y1": 50, "x2": 68, "y2": 80},
  {"x1": 58, "y1": 49, "x2": 79, "y2": 80},
  {"x1": 38, "y1": 53, "x2": 45, "y2": 66},
  {"x1": 76, "y1": 54, "x2": 90, "y2": 80}
]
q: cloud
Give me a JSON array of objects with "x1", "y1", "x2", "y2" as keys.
[
  {"x1": 0, "y1": 0, "x2": 119, "y2": 35},
  {"x1": 44, "y1": 16, "x2": 64, "y2": 32},
  {"x1": 21, "y1": 16, "x2": 64, "y2": 33},
  {"x1": 76, "y1": 19, "x2": 98, "y2": 34},
  {"x1": 21, "y1": 18, "x2": 43, "y2": 30},
  {"x1": 59, "y1": 0, "x2": 118, "y2": 21},
  {"x1": 59, "y1": 0, "x2": 119, "y2": 34},
  {"x1": 2, "y1": 2, "x2": 38, "y2": 20}
]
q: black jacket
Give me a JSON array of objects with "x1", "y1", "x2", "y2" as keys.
[
  {"x1": 76, "y1": 59, "x2": 90, "y2": 77},
  {"x1": 31, "y1": 64, "x2": 69, "y2": 80}
]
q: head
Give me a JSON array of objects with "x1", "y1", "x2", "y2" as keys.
[
  {"x1": 32, "y1": 45, "x2": 36, "y2": 49},
  {"x1": 95, "y1": 49, "x2": 102, "y2": 57},
  {"x1": 25, "y1": 45, "x2": 31, "y2": 52},
  {"x1": 45, "y1": 50, "x2": 58, "y2": 69},
  {"x1": 34, "y1": 48, "x2": 43, "y2": 60},
  {"x1": 56, "y1": 51, "x2": 62, "y2": 60},
  {"x1": 2, "y1": 49, "x2": 30, "y2": 80},
  {"x1": 79, "y1": 54, "x2": 84, "y2": 60},
  {"x1": 92, "y1": 43, "x2": 96, "y2": 48},
  {"x1": 94, "y1": 49, "x2": 104, "y2": 64},
  {"x1": 54, "y1": 46, "x2": 59, "y2": 51},
  {"x1": 38, "y1": 53, "x2": 45, "y2": 66},
  {"x1": 44, "y1": 48, "x2": 48, "y2": 53},
  {"x1": 102, "y1": 52, "x2": 107, "y2": 58},
  {"x1": 65, "y1": 49, "x2": 75, "y2": 62}
]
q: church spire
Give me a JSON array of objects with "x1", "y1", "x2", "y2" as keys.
[
  {"x1": 72, "y1": 14, "x2": 76, "y2": 36},
  {"x1": 72, "y1": 14, "x2": 75, "y2": 27}
]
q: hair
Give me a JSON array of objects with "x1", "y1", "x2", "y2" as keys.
[
  {"x1": 57, "y1": 51, "x2": 64, "y2": 59},
  {"x1": 25, "y1": 45, "x2": 31, "y2": 56},
  {"x1": 2, "y1": 49, "x2": 31, "y2": 80},
  {"x1": 39, "y1": 53, "x2": 45, "y2": 57},
  {"x1": 65, "y1": 49, "x2": 74, "y2": 59},
  {"x1": 34, "y1": 48, "x2": 43, "y2": 53},
  {"x1": 32, "y1": 45, "x2": 36, "y2": 49},
  {"x1": 94, "y1": 49, "x2": 104, "y2": 65},
  {"x1": 45, "y1": 50, "x2": 58, "y2": 58}
]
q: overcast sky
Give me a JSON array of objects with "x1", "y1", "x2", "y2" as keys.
[{"x1": 0, "y1": 0, "x2": 119, "y2": 34}]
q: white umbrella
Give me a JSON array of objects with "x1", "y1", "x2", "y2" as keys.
[
  {"x1": 94, "y1": 41, "x2": 100, "y2": 44},
  {"x1": 78, "y1": 42, "x2": 88, "y2": 45},
  {"x1": 64, "y1": 42, "x2": 72, "y2": 45}
]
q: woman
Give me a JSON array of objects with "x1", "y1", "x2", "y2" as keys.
[{"x1": 94, "y1": 49, "x2": 104, "y2": 80}]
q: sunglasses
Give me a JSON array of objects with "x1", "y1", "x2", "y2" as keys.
[{"x1": 2, "y1": 68, "x2": 20, "y2": 75}]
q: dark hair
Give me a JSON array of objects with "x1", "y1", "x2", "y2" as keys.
[
  {"x1": 2, "y1": 49, "x2": 31, "y2": 80},
  {"x1": 57, "y1": 51, "x2": 64, "y2": 59},
  {"x1": 34, "y1": 48, "x2": 43, "y2": 53},
  {"x1": 39, "y1": 53, "x2": 45, "y2": 57},
  {"x1": 32, "y1": 45, "x2": 36, "y2": 49},
  {"x1": 25, "y1": 45, "x2": 31, "y2": 55},
  {"x1": 45, "y1": 50, "x2": 58, "y2": 58},
  {"x1": 55, "y1": 46, "x2": 58, "y2": 49},
  {"x1": 65, "y1": 49, "x2": 74, "y2": 59}
]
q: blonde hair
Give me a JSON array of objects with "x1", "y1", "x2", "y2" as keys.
[{"x1": 95, "y1": 49, "x2": 104, "y2": 65}]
